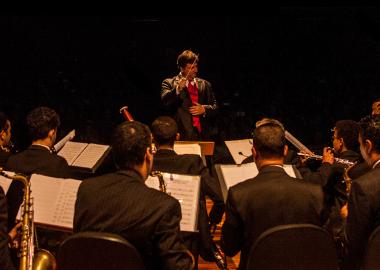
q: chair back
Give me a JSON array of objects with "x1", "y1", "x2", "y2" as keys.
[
  {"x1": 57, "y1": 231, "x2": 145, "y2": 270},
  {"x1": 246, "y1": 224, "x2": 338, "y2": 270},
  {"x1": 363, "y1": 225, "x2": 380, "y2": 270}
]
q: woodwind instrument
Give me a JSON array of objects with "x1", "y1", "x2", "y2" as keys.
[
  {"x1": 119, "y1": 106, "x2": 134, "y2": 121},
  {"x1": 297, "y1": 152, "x2": 356, "y2": 166},
  {"x1": 0, "y1": 169, "x2": 57, "y2": 270}
]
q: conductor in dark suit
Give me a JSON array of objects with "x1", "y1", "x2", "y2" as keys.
[
  {"x1": 5, "y1": 106, "x2": 71, "y2": 228},
  {"x1": 74, "y1": 121, "x2": 193, "y2": 270},
  {"x1": 343, "y1": 115, "x2": 380, "y2": 270},
  {"x1": 151, "y1": 116, "x2": 225, "y2": 269},
  {"x1": 161, "y1": 50, "x2": 217, "y2": 141},
  {"x1": 221, "y1": 118, "x2": 328, "y2": 270}
]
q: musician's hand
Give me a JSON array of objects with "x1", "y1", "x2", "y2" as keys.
[
  {"x1": 8, "y1": 222, "x2": 22, "y2": 249},
  {"x1": 322, "y1": 147, "x2": 334, "y2": 164},
  {"x1": 189, "y1": 103, "x2": 205, "y2": 116},
  {"x1": 176, "y1": 78, "x2": 187, "y2": 93},
  {"x1": 341, "y1": 203, "x2": 348, "y2": 219}
]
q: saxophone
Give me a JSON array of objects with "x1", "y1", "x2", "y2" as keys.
[
  {"x1": 150, "y1": 170, "x2": 167, "y2": 193},
  {"x1": 0, "y1": 169, "x2": 57, "y2": 270}
]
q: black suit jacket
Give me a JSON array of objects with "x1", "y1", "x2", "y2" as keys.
[
  {"x1": 153, "y1": 149, "x2": 224, "y2": 261},
  {"x1": 4, "y1": 145, "x2": 72, "y2": 228},
  {"x1": 161, "y1": 75, "x2": 217, "y2": 140},
  {"x1": 74, "y1": 169, "x2": 192, "y2": 270},
  {"x1": 344, "y1": 163, "x2": 380, "y2": 270},
  {"x1": 221, "y1": 165, "x2": 326, "y2": 270},
  {"x1": 0, "y1": 187, "x2": 15, "y2": 270}
]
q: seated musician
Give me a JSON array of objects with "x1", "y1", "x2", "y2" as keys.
[
  {"x1": 221, "y1": 118, "x2": 329, "y2": 270},
  {"x1": 151, "y1": 116, "x2": 226, "y2": 269},
  {"x1": 74, "y1": 121, "x2": 193, "y2": 270}
]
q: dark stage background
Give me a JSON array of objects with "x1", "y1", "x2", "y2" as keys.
[{"x1": 1, "y1": 9, "x2": 380, "y2": 153}]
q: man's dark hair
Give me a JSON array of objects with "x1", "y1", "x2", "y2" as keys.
[
  {"x1": 252, "y1": 119, "x2": 286, "y2": 159},
  {"x1": 111, "y1": 121, "x2": 152, "y2": 169},
  {"x1": 335, "y1": 120, "x2": 359, "y2": 151},
  {"x1": 358, "y1": 115, "x2": 380, "y2": 153},
  {"x1": 151, "y1": 116, "x2": 177, "y2": 146},
  {"x1": 0, "y1": 112, "x2": 9, "y2": 132},
  {"x1": 27, "y1": 107, "x2": 60, "y2": 141},
  {"x1": 177, "y1": 50, "x2": 198, "y2": 69}
]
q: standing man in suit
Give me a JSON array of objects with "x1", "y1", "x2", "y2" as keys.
[
  {"x1": 74, "y1": 121, "x2": 193, "y2": 270},
  {"x1": 151, "y1": 116, "x2": 225, "y2": 269},
  {"x1": 161, "y1": 50, "x2": 217, "y2": 141},
  {"x1": 5, "y1": 106, "x2": 71, "y2": 242},
  {"x1": 221, "y1": 118, "x2": 328, "y2": 270},
  {"x1": 343, "y1": 115, "x2": 380, "y2": 270}
]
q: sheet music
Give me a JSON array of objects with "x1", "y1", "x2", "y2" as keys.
[
  {"x1": 53, "y1": 129, "x2": 76, "y2": 153},
  {"x1": 57, "y1": 141, "x2": 110, "y2": 171},
  {"x1": 30, "y1": 174, "x2": 81, "y2": 230},
  {"x1": 174, "y1": 143, "x2": 202, "y2": 156},
  {"x1": 57, "y1": 141, "x2": 88, "y2": 165},
  {"x1": 0, "y1": 171, "x2": 14, "y2": 194},
  {"x1": 224, "y1": 139, "x2": 253, "y2": 164},
  {"x1": 216, "y1": 162, "x2": 298, "y2": 202},
  {"x1": 146, "y1": 173, "x2": 200, "y2": 232},
  {"x1": 72, "y1": 143, "x2": 110, "y2": 169}
]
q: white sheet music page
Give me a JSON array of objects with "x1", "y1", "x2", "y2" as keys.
[
  {"x1": 53, "y1": 129, "x2": 76, "y2": 153},
  {"x1": 57, "y1": 141, "x2": 88, "y2": 165},
  {"x1": 174, "y1": 143, "x2": 202, "y2": 157},
  {"x1": 30, "y1": 174, "x2": 81, "y2": 230},
  {"x1": 224, "y1": 139, "x2": 253, "y2": 164},
  {"x1": 220, "y1": 163, "x2": 297, "y2": 190},
  {"x1": 0, "y1": 171, "x2": 15, "y2": 194},
  {"x1": 71, "y1": 143, "x2": 110, "y2": 169},
  {"x1": 146, "y1": 173, "x2": 200, "y2": 232}
]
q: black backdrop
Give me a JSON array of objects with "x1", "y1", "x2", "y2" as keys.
[{"x1": 1, "y1": 10, "x2": 380, "y2": 151}]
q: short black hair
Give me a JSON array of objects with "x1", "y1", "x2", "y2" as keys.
[
  {"x1": 335, "y1": 120, "x2": 359, "y2": 151},
  {"x1": 27, "y1": 107, "x2": 60, "y2": 141},
  {"x1": 151, "y1": 116, "x2": 177, "y2": 146},
  {"x1": 358, "y1": 115, "x2": 380, "y2": 153},
  {"x1": 0, "y1": 112, "x2": 9, "y2": 132},
  {"x1": 177, "y1": 50, "x2": 198, "y2": 69},
  {"x1": 252, "y1": 119, "x2": 285, "y2": 159},
  {"x1": 111, "y1": 121, "x2": 152, "y2": 169}
]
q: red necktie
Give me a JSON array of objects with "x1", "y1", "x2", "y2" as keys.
[{"x1": 187, "y1": 82, "x2": 201, "y2": 133}]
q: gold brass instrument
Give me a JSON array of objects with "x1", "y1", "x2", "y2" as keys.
[
  {"x1": 150, "y1": 170, "x2": 167, "y2": 193},
  {"x1": 340, "y1": 162, "x2": 357, "y2": 219},
  {"x1": 297, "y1": 152, "x2": 356, "y2": 166},
  {"x1": 0, "y1": 169, "x2": 57, "y2": 270}
]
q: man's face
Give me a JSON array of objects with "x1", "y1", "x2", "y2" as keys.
[
  {"x1": 372, "y1": 101, "x2": 380, "y2": 116},
  {"x1": 359, "y1": 133, "x2": 371, "y2": 166},
  {"x1": 332, "y1": 129, "x2": 342, "y2": 153},
  {"x1": 181, "y1": 63, "x2": 198, "y2": 81},
  {"x1": 1, "y1": 120, "x2": 11, "y2": 147}
]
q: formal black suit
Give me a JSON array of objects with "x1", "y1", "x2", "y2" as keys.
[
  {"x1": 343, "y1": 163, "x2": 380, "y2": 270},
  {"x1": 0, "y1": 187, "x2": 15, "y2": 270},
  {"x1": 74, "y1": 169, "x2": 192, "y2": 270},
  {"x1": 161, "y1": 75, "x2": 217, "y2": 141},
  {"x1": 221, "y1": 165, "x2": 327, "y2": 270},
  {"x1": 153, "y1": 149, "x2": 225, "y2": 263},
  {"x1": 0, "y1": 148, "x2": 12, "y2": 168},
  {"x1": 5, "y1": 145, "x2": 72, "y2": 228}
]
